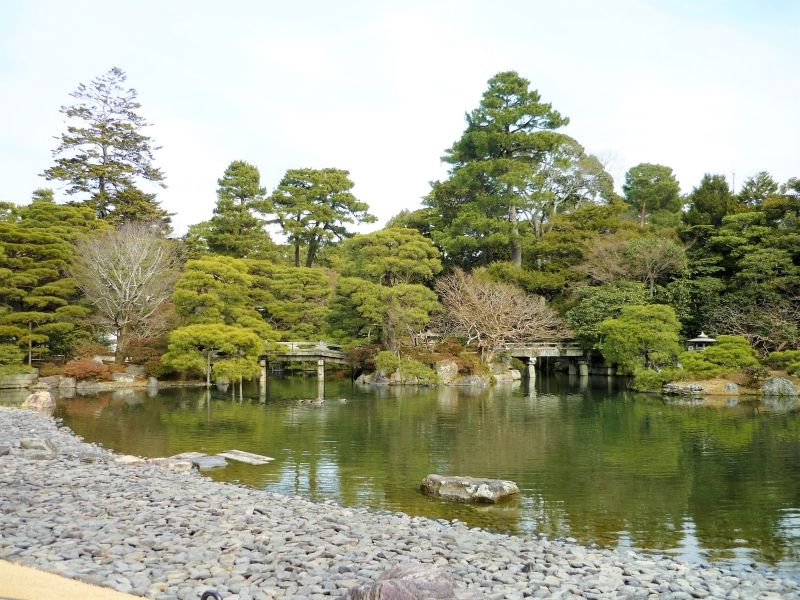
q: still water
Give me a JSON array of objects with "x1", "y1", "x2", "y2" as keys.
[{"x1": 37, "y1": 376, "x2": 800, "y2": 571}]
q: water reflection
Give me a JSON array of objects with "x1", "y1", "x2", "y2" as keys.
[{"x1": 3, "y1": 375, "x2": 797, "y2": 571}]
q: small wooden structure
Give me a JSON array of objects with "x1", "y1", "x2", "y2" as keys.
[{"x1": 687, "y1": 332, "x2": 717, "y2": 352}]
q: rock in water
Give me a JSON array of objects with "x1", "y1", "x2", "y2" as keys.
[
  {"x1": 192, "y1": 455, "x2": 228, "y2": 470},
  {"x1": 435, "y1": 360, "x2": 459, "y2": 385},
  {"x1": 761, "y1": 377, "x2": 798, "y2": 397},
  {"x1": 20, "y1": 390, "x2": 55, "y2": 410},
  {"x1": 342, "y1": 562, "x2": 458, "y2": 599},
  {"x1": 420, "y1": 474, "x2": 520, "y2": 504}
]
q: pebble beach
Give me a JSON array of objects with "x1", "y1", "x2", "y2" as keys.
[{"x1": 1, "y1": 406, "x2": 797, "y2": 599}]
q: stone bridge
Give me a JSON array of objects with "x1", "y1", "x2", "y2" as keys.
[{"x1": 501, "y1": 340, "x2": 588, "y2": 378}]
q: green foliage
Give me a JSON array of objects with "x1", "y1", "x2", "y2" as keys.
[
  {"x1": 622, "y1": 163, "x2": 681, "y2": 227},
  {"x1": 340, "y1": 227, "x2": 442, "y2": 286},
  {"x1": 40, "y1": 67, "x2": 169, "y2": 227},
  {"x1": 739, "y1": 171, "x2": 779, "y2": 208},
  {"x1": 327, "y1": 277, "x2": 385, "y2": 343},
  {"x1": 684, "y1": 174, "x2": 741, "y2": 229},
  {"x1": 631, "y1": 367, "x2": 683, "y2": 392},
  {"x1": 200, "y1": 161, "x2": 275, "y2": 259},
  {"x1": 172, "y1": 255, "x2": 272, "y2": 338},
  {"x1": 425, "y1": 71, "x2": 575, "y2": 268},
  {"x1": 162, "y1": 323, "x2": 264, "y2": 379},
  {"x1": 598, "y1": 305, "x2": 682, "y2": 375},
  {"x1": 566, "y1": 281, "x2": 650, "y2": 347},
  {"x1": 764, "y1": 350, "x2": 800, "y2": 374},
  {"x1": 326, "y1": 276, "x2": 439, "y2": 350},
  {"x1": 0, "y1": 199, "x2": 99, "y2": 362},
  {"x1": 247, "y1": 261, "x2": 332, "y2": 340},
  {"x1": 374, "y1": 350, "x2": 439, "y2": 384},
  {"x1": 267, "y1": 168, "x2": 376, "y2": 267},
  {"x1": 679, "y1": 335, "x2": 760, "y2": 379},
  {"x1": 0, "y1": 343, "x2": 25, "y2": 376}
]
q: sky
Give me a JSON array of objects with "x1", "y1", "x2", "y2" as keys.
[{"x1": 1, "y1": 0, "x2": 798, "y2": 235}]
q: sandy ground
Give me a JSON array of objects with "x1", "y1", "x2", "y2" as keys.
[{"x1": 0, "y1": 560, "x2": 140, "y2": 600}]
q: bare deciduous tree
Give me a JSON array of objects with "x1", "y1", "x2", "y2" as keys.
[
  {"x1": 434, "y1": 269, "x2": 569, "y2": 363},
  {"x1": 708, "y1": 297, "x2": 800, "y2": 353},
  {"x1": 575, "y1": 235, "x2": 687, "y2": 297},
  {"x1": 73, "y1": 222, "x2": 180, "y2": 362}
]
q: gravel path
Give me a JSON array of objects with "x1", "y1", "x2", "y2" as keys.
[{"x1": 0, "y1": 407, "x2": 797, "y2": 599}]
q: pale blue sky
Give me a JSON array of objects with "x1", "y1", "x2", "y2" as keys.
[{"x1": 1, "y1": 0, "x2": 798, "y2": 234}]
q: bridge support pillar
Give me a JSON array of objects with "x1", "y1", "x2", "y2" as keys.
[
  {"x1": 526, "y1": 357, "x2": 536, "y2": 382},
  {"x1": 317, "y1": 359, "x2": 325, "y2": 400},
  {"x1": 568, "y1": 361, "x2": 577, "y2": 376},
  {"x1": 578, "y1": 360, "x2": 589, "y2": 377}
]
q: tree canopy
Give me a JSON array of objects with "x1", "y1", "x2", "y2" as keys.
[
  {"x1": 41, "y1": 67, "x2": 169, "y2": 227},
  {"x1": 267, "y1": 168, "x2": 375, "y2": 267}
]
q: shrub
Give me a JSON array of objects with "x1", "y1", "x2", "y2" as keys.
[
  {"x1": 73, "y1": 341, "x2": 112, "y2": 359},
  {"x1": 375, "y1": 351, "x2": 439, "y2": 384},
  {"x1": 764, "y1": 350, "x2": 800, "y2": 372},
  {"x1": 738, "y1": 364, "x2": 771, "y2": 387},
  {"x1": 632, "y1": 368, "x2": 683, "y2": 392},
  {"x1": 37, "y1": 363, "x2": 66, "y2": 377},
  {"x1": 407, "y1": 338, "x2": 486, "y2": 376},
  {"x1": 63, "y1": 359, "x2": 110, "y2": 381},
  {"x1": 679, "y1": 335, "x2": 759, "y2": 379}
]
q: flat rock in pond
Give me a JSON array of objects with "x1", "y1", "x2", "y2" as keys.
[
  {"x1": 192, "y1": 455, "x2": 228, "y2": 470},
  {"x1": 170, "y1": 451, "x2": 207, "y2": 460},
  {"x1": 420, "y1": 474, "x2": 520, "y2": 504},
  {"x1": 217, "y1": 449, "x2": 274, "y2": 465}
]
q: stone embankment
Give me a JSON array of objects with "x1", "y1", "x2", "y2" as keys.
[{"x1": 1, "y1": 407, "x2": 798, "y2": 600}]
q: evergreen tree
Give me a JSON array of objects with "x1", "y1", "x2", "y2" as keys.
[
  {"x1": 622, "y1": 163, "x2": 681, "y2": 228},
  {"x1": 684, "y1": 174, "x2": 741, "y2": 228},
  {"x1": 339, "y1": 227, "x2": 442, "y2": 286},
  {"x1": 247, "y1": 261, "x2": 332, "y2": 340},
  {"x1": 203, "y1": 161, "x2": 274, "y2": 258},
  {"x1": 167, "y1": 255, "x2": 278, "y2": 383},
  {"x1": 41, "y1": 67, "x2": 170, "y2": 227},
  {"x1": 738, "y1": 171, "x2": 779, "y2": 208},
  {"x1": 0, "y1": 196, "x2": 99, "y2": 363},
  {"x1": 425, "y1": 71, "x2": 570, "y2": 268},
  {"x1": 267, "y1": 168, "x2": 375, "y2": 267}
]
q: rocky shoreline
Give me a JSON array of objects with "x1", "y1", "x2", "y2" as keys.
[{"x1": 1, "y1": 407, "x2": 798, "y2": 600}]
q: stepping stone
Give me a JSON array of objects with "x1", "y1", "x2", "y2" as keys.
[
  {"x1": 170, "y1": 451, "x2": 207, "y2": 460},
  {"x1": 192, "y1": 455, "x2": 228, "y2": 470},
  {"x1": 217, "y1": 449, "x2": 274, "y2": 465}
]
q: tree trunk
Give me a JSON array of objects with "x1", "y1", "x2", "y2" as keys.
[
  {"x1": 305, "y1": 238, "x2": 318, "y2": 268},
  {"x1": 294, "y1": 241, "x2": 300, "y2": 267},
  {"x1": 115, "y1": 326, "x2": 128, "y2": 364},
  {"x1": 639, "y1": 202, "x2": 646, "y2": 228},
  {"x1": 206, "y1": 351, "x2": 211, "y2": 388},
  {"x1": 28, "y1": 322, "x2": 32, "y2": 366},
  {"x1": 509, "y1": 203, "x2": 522, "y2": 267}
]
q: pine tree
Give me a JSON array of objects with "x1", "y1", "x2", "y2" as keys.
[
  {"x1": 202, "y1": 161, "x2": 274, "y2": 258},
  {"x1": 42, "y1": 67, "x2": 170, "y2": 227},
  {"x1": 267, "y1": 168, "x2": 375, "y2": 267}
]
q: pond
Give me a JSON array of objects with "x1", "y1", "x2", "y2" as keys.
[{"x1": 16, "y1": 375, "x2": 800, "y2": 572}]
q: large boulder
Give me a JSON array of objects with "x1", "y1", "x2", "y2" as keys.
[
  {"x1": 111, "y1": 372, "x2": 136, "y2": 383},
  {"x1": 420, "y1": 474, "x2": 520, "y2": 504},
  {"x1": 20, "y1": 390, "x2": 55, "y2": 410},
  {"x1": 435, "y1": 360, "x2": 459, "y2": 385},
  {"x1": 356, "y1": 371, "x2": 390, "y2": 385},
  {"x1": 761, "y1": 377, "x2": 798, "y2": 397},
  {"x1": 490, "y1": 363, "x2": 521, "y2": 384},
  {"x1": 662, "y1": 383, "x2": 705, "y2": 396},
  {"x1": 125, "y1": 364, "x2": 147, "y2": 378},
  {"x1": 342, "y1": 562, "x2": 458, "y2": 600},
  {"x1": 451, "y1": 375, "x2": 490, "y2": 388}
]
